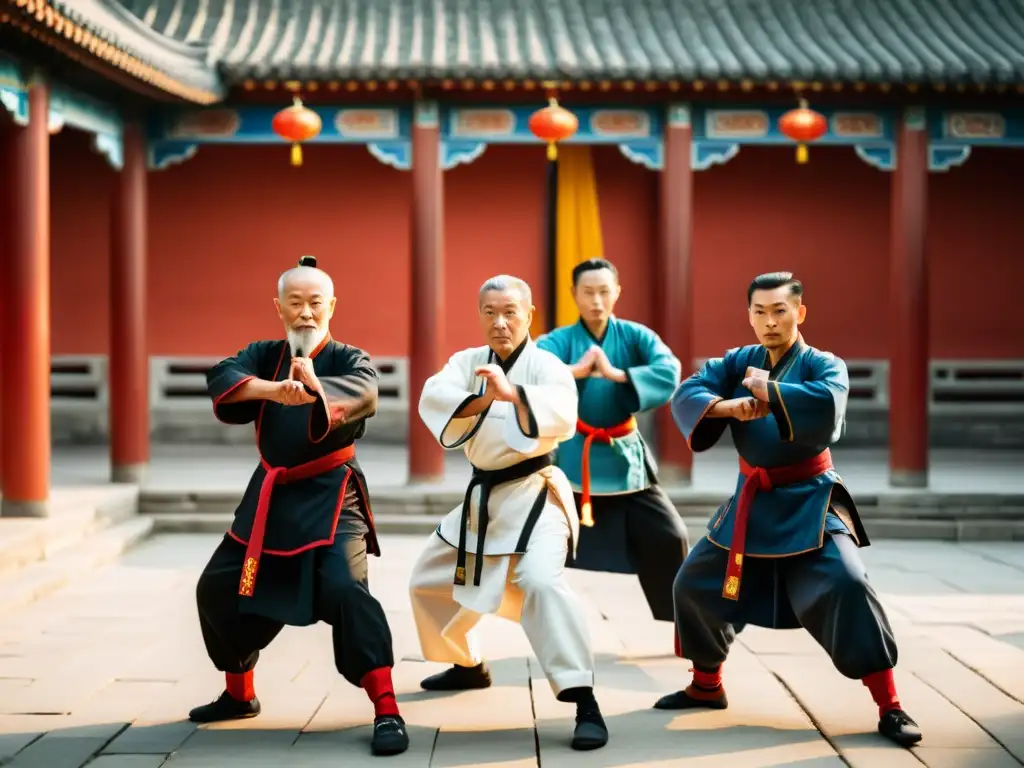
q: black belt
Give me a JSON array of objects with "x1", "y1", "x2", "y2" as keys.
[{"x1": 455, "y1": 453, "x2": 554, "y2": 587}]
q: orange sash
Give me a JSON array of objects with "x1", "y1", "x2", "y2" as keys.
[{"x1": 575, "y1": 416, "x2": 638, "y2": 526}]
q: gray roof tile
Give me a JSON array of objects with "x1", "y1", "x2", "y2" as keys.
[{"x1": 113, "y1": 0, "x2": 1024, "y2": 85}]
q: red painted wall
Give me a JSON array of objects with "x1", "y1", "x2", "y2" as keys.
[
  {"x1": 691, "y1": 144, "x2": 1024, "y2": 359},
  {"x1": 48, "y1": 128, "x2": 1024, "y2": 361}
]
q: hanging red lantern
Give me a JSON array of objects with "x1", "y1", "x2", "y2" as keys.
[
  {"x1": 271, "y1": 96, "x2": 322, "y2": 167},
  {"x1": 778, "y1": 98, "x2": 828, "y2": 164},
  {"x1": 528, "y1": 97, "x2": 579, "y2": 161}
]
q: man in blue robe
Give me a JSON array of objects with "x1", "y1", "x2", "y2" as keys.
[
  {"x1": 536, "y1": 258, "x2": 689, "y2": 624},
  {"x1": 658, "y1": 271, "x2": 922, "y2": 748}
]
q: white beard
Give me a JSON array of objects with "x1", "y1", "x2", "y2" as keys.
[{"x1": 286, "y1": 327, "x2": 326, "y2": 357}]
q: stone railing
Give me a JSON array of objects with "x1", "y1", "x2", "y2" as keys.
[{"x1": 50, "y1": 356, "x2": 1024, "y2": 447}]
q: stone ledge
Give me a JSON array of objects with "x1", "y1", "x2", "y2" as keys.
[
  {"x1": 0, "y1": 485, "x2": 139, "y2": 583},
  {"x1": 0, "y1": 517, "x2": 154, "y2": 614},
  {"x1": 140, "y1": 487, "x2": 1024, "y2": 520},
  {"x1": 147, "y1": 511, "x2": 1024, "y2": 542}
]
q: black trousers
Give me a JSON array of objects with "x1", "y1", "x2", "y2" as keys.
[
  {"x1": 196, "y1": 518, "x2": 395, "y2": 688},
  {"x1": 673, "y1": 533, "x2": 897, "y2": 679},
  {"x1": 568, "y1": 485, "x2": 690, "y2": 622}
]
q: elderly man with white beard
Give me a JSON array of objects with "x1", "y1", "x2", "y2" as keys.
[{"x1": 190, "y1": 256, "x2": 409, "y2": 757}]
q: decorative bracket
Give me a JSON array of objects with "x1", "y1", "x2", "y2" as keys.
[
  {"x1": 618, "y1": 137, "x2": 742, "y2": 173},
  {"x1": 0, "y1": 61, "x2": 123, "y2": 170},
  {"x1": 619, "y1": 142, "x2": 663, "y2": 170},
  {"x1": 148, "y1": 141, "x2": 198, "y2": 170},
  {"x1": 854, "y1": 143, "x2": 895, "y2": 171},
  {"x1": 367, "y1": 142, "x2": 411, "y2": 171},
  {"x1": 442, "y1": 140, "x2": 487, "y2": 170},
  {"x1": 692, "y1": 141, "x2": 740, "y2": 171},
  {"x1": 852, "y1": 142, "x2": 972, "y2": 172},
  {"x1": 929, "y1": 143, "x2": 972, "y2": 172}
]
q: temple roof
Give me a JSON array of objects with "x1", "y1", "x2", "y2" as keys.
[
  {"x1": 51, "y1": 0, "x2": 224, "y2": 100},
  {"x1": 3, "y1": 0, "x2": 223, "y2": 103},
  {"x1": 116, "y1": 0, "x2": 1024, "y2": 87}
]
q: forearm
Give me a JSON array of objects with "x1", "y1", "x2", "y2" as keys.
[
  {"x1": 455, "y1": 393, "x2": 494, "y2": 417},
  {"x1": 605, "y1": 367, "x2": 628, "y2": 384},
  {"x1": 706, "y1": 398, "x2": 732, "y2": 417},
  {"x1": 219, "y1": 378, "x2": 280, "y2": 404},
  {"x1": 569, "y1": 362, "x2": 593, "y2": 379}
]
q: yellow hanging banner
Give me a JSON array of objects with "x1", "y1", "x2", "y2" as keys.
[{"x1": 553, "y1": 145, "x2": 604, "y2": 329}]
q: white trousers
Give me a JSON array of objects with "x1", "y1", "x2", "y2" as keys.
[{"x1": 408, "y1": 521, "x2": 595, "y2": 696}]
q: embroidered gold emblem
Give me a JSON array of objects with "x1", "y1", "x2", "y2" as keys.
[
  {"x1": 454, "y1": 566, "x2": 466, "y2": 586},
  {"x1": 724, "y1": 576, "x2": 740, "y2": 598},
  {"x1": 239, "y1": 557, "x2": 258, "y2": 596}
]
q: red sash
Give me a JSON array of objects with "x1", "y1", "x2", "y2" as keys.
[
  {"x1": 576, "y1": 416, "x2": 637, "y2": 527},
  {"x1": 722, "y1": 449, "x2": 833, "y2": 601},
  {"x1": 238, "y1": 444, "x2": 355, "y2": 597}
]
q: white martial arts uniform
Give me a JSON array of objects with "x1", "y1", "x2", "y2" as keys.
[{"x1": 409, "y1": 339, "x2": 596, "y2": 695}]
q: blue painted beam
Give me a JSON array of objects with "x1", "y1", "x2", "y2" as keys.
[
  {"x1": 0, "y1": 55, "x2": 123, "y2": 169},
  {"x1": 149, "y1": 105, "x2": 411, "y2": 143},
  {"x1": 929, "y1": 109, "x2": 1024, "y2": 147},
  {"x1": 146, "y1": 102, "x2": 1024, "y2": 173}
]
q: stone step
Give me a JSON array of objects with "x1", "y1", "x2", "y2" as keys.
[
  {"x1": 0, "y1": 516, "x2": 154, "y2": 614},
  {"x1": 139, "y1": 487, "x2": 1024, "y2": 519},
  {"x1": 0, "y1": 486, "x2": 139, "y2": 583},
  {"x1": 149, "y1": 512, "x2": 450, "y2": 536},
  {"x1": 144, "y1": 510, "x2": 1024, "y2": 542}
]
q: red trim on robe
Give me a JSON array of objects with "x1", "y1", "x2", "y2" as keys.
[
  {"x1": 227, "y1": 466, "x2": 352, "y2": 557},
  {"x1": 722, "y1": 449, "x2": 833, "y2": 602},
  {"x1": 226, "y1": 338, "x2": 380, "y2": 598},
  {"x1": 686, "y1": 397, "x2": 723, "y2": 450},
  {"x1": 212, "y1": 375, "x2": 257, "y2": 424},
  {"x1": 235, "y1": 447, "x2": 356, "y2": 596}
]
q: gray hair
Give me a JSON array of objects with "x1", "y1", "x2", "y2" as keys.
[
  {"x1": 478, "y1": 274, "x2": 533, "y2": 307},
  {"x1": 277, "y1": 266, "x2": 335, "y2": 299}
]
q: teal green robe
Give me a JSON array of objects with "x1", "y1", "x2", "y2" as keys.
[{"x1": 536, "y1": 317, "x2": 681, "y2": 494}]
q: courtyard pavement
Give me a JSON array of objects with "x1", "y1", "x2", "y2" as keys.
[{"x1": 1, "y1": 533, "x2": 1024, "y2": 767}]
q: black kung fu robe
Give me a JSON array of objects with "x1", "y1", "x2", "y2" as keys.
[{"x1": 205, "y1": 335, "x2": 380, "y2": 626}]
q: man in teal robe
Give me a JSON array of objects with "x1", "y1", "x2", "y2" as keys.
[
  {"x1": 658, "y1": 271, "x2": 922, "y2": 749},
  {"x1": 536, "y1": 258, "x2": 689, "y2": 623}
]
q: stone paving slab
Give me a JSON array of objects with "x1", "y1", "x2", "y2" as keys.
[{"x1": 0, "y1": 533, "x2": 1023, "y2": 766}]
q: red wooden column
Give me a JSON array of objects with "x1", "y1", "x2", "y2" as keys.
[
  {"x1": 2, "y1": 81, "x2": 51, "y2": 517},
  {"x1": 408, "y1": 100, "x2": 445, "y2": 483},
  {"x1": 0, "y1": 121, "x2": 13, "y2": 495},
  {"x1": 109, "y1": 120, "x2": 150, "y2": 482},
  {"x1": 654, "y1": 103, "x2": 695, "y2": 484},
  {"x1": 889, "y1": 106, "x2": 930, "y2": 487}
]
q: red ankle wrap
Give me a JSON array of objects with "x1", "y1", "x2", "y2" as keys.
[
  {"x1": 691, "y1": 666, "x2": 723, "y2": 690},
  {"x1": 361, "y1": 666, "x2": 400, "y2": 717},
  {"x1": 862, "y1": 669, "x2": 901, "y2": 715},
  {"x1": 226, "y1": 670, "x2": 255, "y2": 702}
]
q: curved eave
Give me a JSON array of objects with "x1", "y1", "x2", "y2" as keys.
[{"x1": 2, "y1": 0, "x2": 224, "y2": 104}]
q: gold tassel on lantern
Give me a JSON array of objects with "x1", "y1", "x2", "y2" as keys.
[
  {"x1": 547, "y1": 141, "x2": 558, "y2": 161},
  {"x1": 580, "y1": 501, "x2": 594, "y2": 527},
  {"x1": 796, "y1": 144, "x2": 808, "y2": 164},
  {"x1": 291, "y1": 143, "x2": 303, "y2": 166}
]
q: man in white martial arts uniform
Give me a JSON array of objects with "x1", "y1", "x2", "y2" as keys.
[{"x1": 409, "y1": 275, "x2": 608, "y2": 751}]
